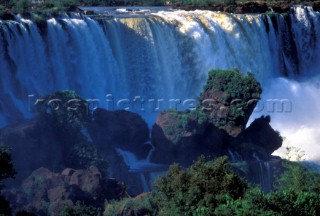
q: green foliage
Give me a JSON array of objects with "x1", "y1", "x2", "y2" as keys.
[
  {"x1": 265, "y1": 190, "x2": 320, "y2": 216},
  {"x1": 275, "y1": 160, "x2": 320, "y2": 193},
  {"x1": 162, "y1": 109, "x2": 209, "y2": 143},
  {"x1": 36, "y1": 90, "x2": 106, "y2": 171},
  {"x1": 11, "y1": 0, "x2": 32, "y2": 14},
  {"x1": 154, "y1": 156, "x2": 247, "y2": 215},
  {"x1": 265, "y1": 10, "x2": 276, "y2": 18},
  {"x1": 103, "y1": 156, "x2": 320, "y2": 215},
  {"x1": 203, "y1": 69, "x2": 262, "y2": 123},
  {"x1": 104, "y1": 194, "x2": 158, "y2": 216},
  {"x1": 214, "y1": 195, "x2": 275, "y2": 216},
  {"x1": 0, "y1": 4, "x2": 5, "y2": 12},
  {"x1": 37, "y1": 90, "x2": 91, "y2": 133},
  {"x1": 67, "y1": 140, "x2": 108, "y2": 170},
  {"x1": 62, "y1": 201, "x2": 102, "y2": 216},
  {"x1": 205, "y1": 69, "x2": 262, "y2": 103}
]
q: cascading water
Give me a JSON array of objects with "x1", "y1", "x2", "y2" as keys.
[
  {"x1": 252, "y1": 152, "x2": 272, "y2": 191},
  {"x1": 1, "y1": 6, "x2": 320, "y2": 168},
  {"x1": 116, "y1": 142, "x2": 167, "y2": 192}
]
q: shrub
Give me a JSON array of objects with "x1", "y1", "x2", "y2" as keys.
[
  {"x1": 202, "y1": 69, "x2": 262, "y2": 124},
  {"x1": 11, "y1": 0, "x2": 32, "y2": 14},
  {"x1": 62, "y1": 201, "x2": 102, "y2": 216},
  {"x1": 265, "y1": 190, "x2": 320, "y2": 216},
  {"x1": 36, "y1": 90, "x2": 91, "y2": 133},
  {"x1": 154, "y1": 156, "x2": 248, "y2": 215},
  {"x1": 275, "y1": 160, "x2": 320, "y2": 193},
  {"x1": 104, "y1": 194, "x2": 158, "y2": 216}
]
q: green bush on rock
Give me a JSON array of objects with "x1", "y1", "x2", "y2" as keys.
[
  {"x1": 200, "y1": 69, "x2": 262, "y2": 135},
  {"x1": 36, "y1": 90, "x2": 91, "y2": 133},
  {"x1": 36, "y1": 90, "x2": 106, "y2": 171},
  {"x1": 154, "y1": 156, "x2": 247, "y2": 215}
]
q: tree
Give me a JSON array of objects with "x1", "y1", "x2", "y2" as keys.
[
  {"x1": 36, "y1": 90, "x2": 91, "y2": 134},
  {"x1": 154, "y1": 156, "x2": 248, "y2": 215},
  {"x1": 275, "y1": 160, "x2": 320, "y2": 193}
]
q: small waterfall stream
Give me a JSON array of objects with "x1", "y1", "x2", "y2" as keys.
[
  {"x1": 116, "y1": 141, "x2": 167, "y2": 191},
  {"x1": 252, "y1": 152, "x2": 272, "y2": 191}
]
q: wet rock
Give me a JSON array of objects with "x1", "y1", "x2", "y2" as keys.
[
  {"x1": 151, "y1": 110, "x2": 226, "y2": 165},
  {"x1": 243, "y1": 115, "x2": 283, "y2": 156}
]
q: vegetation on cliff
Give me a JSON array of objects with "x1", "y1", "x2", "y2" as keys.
[
  {"x1": 155, "y1": 68, "x2": 262, "y2": 148},
  {"x1": 201, "y1": 69, "x2": 262, "y2": 128},
  {"x1": 36, "y1": 90, "x2": 91, "y2": 132},
  {"x1": 36, "y1": 90, "x2": 107, "y2": 171}
]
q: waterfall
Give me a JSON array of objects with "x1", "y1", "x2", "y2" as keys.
[
  {"x1": 252, "y1": 152, "x2": 272, "y2": 191},
  {"x1": 264, "y1": 161, "x2": 271, "y2": 190},
  {"x1": 116, "y1": 146, "x2": 167, "y2": 191},
  {"x1": 252, "y1": 152, "x2": 265, "y2": 189},
  {"x1": 228, "y1": 149, "x2": 236, "y2": 162},
  {"x1": 0, "y1": 6, "x2": 320, "y2": 161}
]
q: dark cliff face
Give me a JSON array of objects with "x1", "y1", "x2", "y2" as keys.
[{"x1": 88, "y1": 108, "x2": 150, "y2": 159}]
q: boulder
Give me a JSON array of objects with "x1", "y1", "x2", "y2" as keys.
[
  {"x1": 88, "y1": 108, "x2": 150, "y2": 159},
  {"x1": 8, "y1": 166, "x2": 127, "y2": 216},
  {"x1": 151, "y1": 110, "x2": 226, "y2": 165},
  {"x1": 199, "y1": 69, "x2": 262, "y2": 137},
  {"x1": 243, "y1": 116, "x2": 283, "y2": 156}
]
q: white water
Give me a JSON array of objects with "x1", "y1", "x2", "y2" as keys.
[
  {"x1": 252, "y1": 152, "x2": 272, "y2": 190},
  {"x1": 116, "y1": 147, "x2": 166, "y2": 172},
  {"x1": 0, "y1": 6, "x2": 320, "y2": 162},
  {"x1": 116, "y1": 146, "x2": 167, "y2": 191}
]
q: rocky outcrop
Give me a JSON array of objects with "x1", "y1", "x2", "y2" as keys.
[
  {"x1": 151, "y1": 70, "x2": 282, "y2": 185},
  {"x1": 151, "y1": 110, "x2": 227, "y2": 165},
  {"x1": 151, "y1": 111, "x2": 282, "y2": 164},
  {"x1": 199, "y1": 69, "x2": 262, "y2": 137},
  {"x1": 88, "y1": 108, "x2": 150, "y2": 159},
  {"x1": 87, "y1": 108, "x2": 153, "y2": 195},
  {"x1": 0, "y1": 105, "x2": 152, "y2": 196},
  {"x1": 243, "y1": 115, "x2": 282, "y2": 156},
  {"x1": 151, "y1": 113, "x2": 283, "y2": 191},
  {"x1": 7, "y1": 166, "x2": 127, "y2": 216}
]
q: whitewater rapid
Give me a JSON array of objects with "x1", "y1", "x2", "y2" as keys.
[{"x1": 0, "y1": 6, "x2": 320, "y2": 161}]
